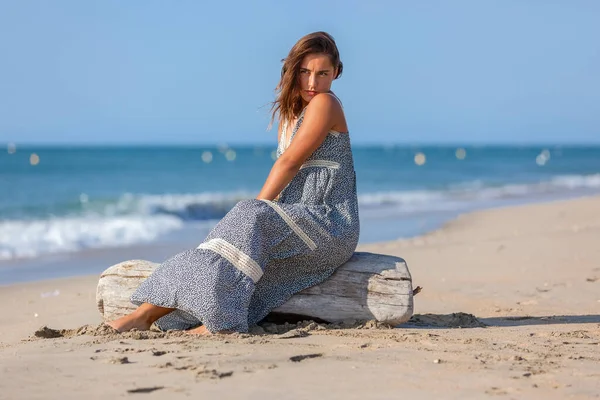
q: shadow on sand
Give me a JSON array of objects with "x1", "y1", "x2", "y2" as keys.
[
  {"x1": 479, "y1": 314, "x2": 600, "y2": 327},
  {"x1": 400, "y1": 313, "x2": 600, "y2": 329}
]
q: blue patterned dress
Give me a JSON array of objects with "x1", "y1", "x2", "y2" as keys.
[{"x1": 131, "y1": 98, "x2": 360, "y2": 332}]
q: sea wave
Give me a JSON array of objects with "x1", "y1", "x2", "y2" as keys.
[
  {"x1": 0, "y1": 215, "x2": 183, "y2": 261},
  {"x1": 109, "y1": 191, "x2": 252, "y2": 220},
  {"x1": 1, "y1": 174, "x2": 599, "y2": 261},
  {"x1": 358, "y1": 173, "x2": 600, "y2": 211},
  {"x1": 0, "y1": 191, "x2": 255, "y2": 261}
]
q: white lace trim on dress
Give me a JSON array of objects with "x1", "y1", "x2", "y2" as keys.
[
  {"x1": 300, "y1": 160, "x2": 340, "y2": 170},
  {"x1": 259, "y1": 200, "x2": 317, "y2": 250},
  {"x1": 198, "y1": 238, "x2": 263, "y2": 283}
]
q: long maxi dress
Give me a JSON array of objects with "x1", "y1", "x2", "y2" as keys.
[{"x1": 131, "y1": 99, "x2": 360, "y2": 333}]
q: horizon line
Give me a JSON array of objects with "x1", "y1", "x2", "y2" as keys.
[{"x1": 3, "y1": 141, "x2": 600, "y2": 148}]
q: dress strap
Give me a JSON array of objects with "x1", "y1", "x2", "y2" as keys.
[
  {"x1": 280, "y1": 120, "x2": 288, "y2": 150},
  {"x1": 281, "y1": 108, "x2": 307, "y2": 151},
  {"x1": 294, "y1": 108, "x2": 307, "y2": 132},
  {"x1": 327, "y1": 91, "x2": 343, "y2": 108}
]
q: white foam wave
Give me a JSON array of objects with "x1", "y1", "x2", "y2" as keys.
[
  {"x1": 0, "y1": 191, "x2": 254, "y2": 261},
  {"x1": 90, "y1": 191, "x2": 254, "y2": 220},
  {"x1": 0, "y1": 215, "x2": 183, "y2": 261},
  {"x1": 358, "y1": 173, "x2": 600, "y2": 212},
  {"x1": 549, "y1": 174, "x2": 600, "y2": 189}
]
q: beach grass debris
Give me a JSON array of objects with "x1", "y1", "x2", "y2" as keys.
[
  {"x1": 109, "y1": 356, "x2": 131, "y2": 364},
  {"x1": 127, "y1": 386, "x2": 164, "y2": 394},
  {"x1": 196, "y1": 369, "x2": 234, "y2": 379},
  {"x1": 276, "y1": 329, "x2": 310, "y2": 339},
  {"x1": 289, "y1": 353, "x2": 323, "y2": 362}
]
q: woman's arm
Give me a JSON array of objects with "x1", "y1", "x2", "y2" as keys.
[{"x1": 256, "y1": 93, "x2": 340, "y2": 201}]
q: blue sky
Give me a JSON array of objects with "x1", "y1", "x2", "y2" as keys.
[{"x1": 0, "y1": 1, "x2": 598, "y2": 145}]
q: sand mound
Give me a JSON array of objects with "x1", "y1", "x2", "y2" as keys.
[
  {"x1": 406, "y1": 313, "x2": 486, "y2": 328},
  {"x1": 32, "y1": 318, "x2": 396, "y2": 341},
  {"x1": 33, "y1": 323, "x2": 174, "y2": 340}
]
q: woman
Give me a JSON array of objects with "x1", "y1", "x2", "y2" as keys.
[{"x1": 107, "y1": 31, "x2": 359, "y2": 335}]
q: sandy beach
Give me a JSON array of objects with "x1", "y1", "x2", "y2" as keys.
[{"x1": 1, "y1": 196, "x2": 599, "y2": 399}]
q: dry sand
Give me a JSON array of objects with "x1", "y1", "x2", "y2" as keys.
[{"x1": 1, "y1": 196, "x2": 599, "y2": 399}]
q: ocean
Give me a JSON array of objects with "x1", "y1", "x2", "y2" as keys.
[{"x1": 1, "y1": 143, "x2": 599, "y2": 284}]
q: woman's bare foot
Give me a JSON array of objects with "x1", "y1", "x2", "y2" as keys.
[
  {"x1": 185, "y1": 325, "x2": 234, "y2": 336},
  {"x1": 106, "y1": 313, "x2": 152, "y2": 333},
  {"x1": 106, "y1": 303, "x2": 174, "y2": 333},
  {"x1": 186, "y1": 325, "x2": 213, "y2": 335}
]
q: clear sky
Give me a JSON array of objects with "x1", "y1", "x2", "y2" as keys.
[{"x1": 1, "y1": 1, "x2": 598, "y2": 145}]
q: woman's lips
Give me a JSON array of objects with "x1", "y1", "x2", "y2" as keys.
[{"x1": 305, "y1": 90, "x2": 318, "y2": 96}]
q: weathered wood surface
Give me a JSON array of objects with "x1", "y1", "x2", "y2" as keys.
[{"x1": 96, "y1": 252, "x2": 414, "y2": 326}]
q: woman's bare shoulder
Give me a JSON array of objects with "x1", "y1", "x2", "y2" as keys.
[
  {"x1": 308, "y1": 92, "x2": 341, "y2": 109},
  {"x1": 306, "y1": 92, "x2": 347, "y2": 133},
  {"x1": 305, "y1": 93, "x2": 344, "y2": 120}
]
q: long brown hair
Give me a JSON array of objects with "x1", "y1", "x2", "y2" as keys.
[{"x1": 270, "y1": 31, "x2": 343, "y2": 129}]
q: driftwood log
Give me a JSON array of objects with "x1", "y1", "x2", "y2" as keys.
[{"x1": 96, "y1": 252, "x2": 414, "y2": 326}]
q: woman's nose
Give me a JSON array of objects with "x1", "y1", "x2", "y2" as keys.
[{"x1": 308, "y1": 73, "x2": 317, "y2": 89}]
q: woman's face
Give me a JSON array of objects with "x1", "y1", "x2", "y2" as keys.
[{"x1": 297, "y1": 53, "x2": 337, "y2": 105}]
